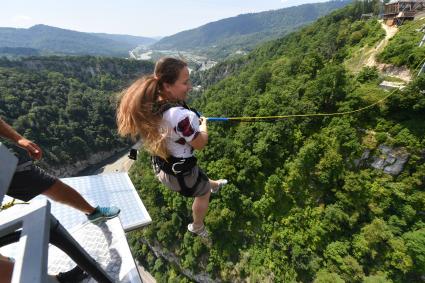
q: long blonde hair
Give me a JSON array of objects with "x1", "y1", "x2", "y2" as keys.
[{"x1": 116, "y1": 57, "x2": 188, "y2": 159}]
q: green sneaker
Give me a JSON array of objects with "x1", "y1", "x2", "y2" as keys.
[{"x1": 87, "y1": 206, "x2": 120, "y2": 222}]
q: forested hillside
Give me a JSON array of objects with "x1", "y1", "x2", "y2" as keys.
[
  {"x1": 378, "y1": 19, "x2": 425, "y2": 69},
  {"x1": 0, "y1": 56, "x2": 153, "y2": 170},
  {"x1": 0, "y1": 24, "x2": 157, "y2": 57},
  {"x1": 153, "y1": 0, "x2": 351, "y2": 59},
  {"x1": 128, "y1": 1, "x2": 425, "y2": 282}
]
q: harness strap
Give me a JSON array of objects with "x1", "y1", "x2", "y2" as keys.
[
  {"x1": 152, "y1": 155, "x2": 205, "y2": 197},
  {"x1": 153, "y1": 156, "x2": 197, "y2": 175},
  {"x1": 152, "y1": 100, "x2": 203, "y2": 197},
  {"x1": 176, "y1": 173, "x2": 205, "y2": 197}
]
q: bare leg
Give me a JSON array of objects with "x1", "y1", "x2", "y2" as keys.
[
  {"x1": 42, "y1": 180, "x2": 95, "y2": 214},
  {"x1": 192, "y1": 190, "x2": 211, "y2": 229},
  {"x1": 0, "y1": 255, "x2": 13, "y2": 283}
]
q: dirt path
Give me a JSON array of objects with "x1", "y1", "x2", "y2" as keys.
[
  {"x1": 366, "y1": 22, "x2": 397, "y2": 67},
  {"x1": 366, "y1": 22, "x2": 412, "y2": 82}
]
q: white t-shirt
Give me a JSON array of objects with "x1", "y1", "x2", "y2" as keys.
[{"x1": 161, "y1": 106, "x2": 200, "y2": 158}]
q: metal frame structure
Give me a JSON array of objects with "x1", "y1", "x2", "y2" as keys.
[
  {"x1": 0, "y1": 143, "x2": 114, "y2": 283},
  {"x1": 0, "y1": 201, "x2": 54, "y2": 283}
]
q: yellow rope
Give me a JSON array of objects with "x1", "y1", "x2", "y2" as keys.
[
  {"x1": 228, "y1": 90, "x2": 394, "y2": 121},
  {"x1": 223, "y1": 57, "x2": 425, "y2": 122},
  {"x1": 0, "y1": 199, "x2": 16, "y2": 210},
  {"x1": 0, "y1": 199, "x2": 29, "y2": 211}
]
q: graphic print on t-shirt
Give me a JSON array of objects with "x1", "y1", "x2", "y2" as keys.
[{"x1": 176, "y1": 117, "x2": 195, "y2": 137}]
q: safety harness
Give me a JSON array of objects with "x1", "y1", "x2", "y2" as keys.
[{"x1": 151, "y1": 101, "x2": 207, "y2": 197}]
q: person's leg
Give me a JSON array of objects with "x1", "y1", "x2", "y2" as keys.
[
  {"x1": 8, "y1": 164, "x2": 94, "y2": 214},
  {"x1": 191, "y1": 190, "x2": 211, "y2": 229},
  {"x1": 42, "y1": 180, "x2": 120, "y2": 221},
  {"x1": 8, "y1": 165, "x2": 119, "y2": 222},
  {"x1": 42, "y1": 180, "x2": 95, "y2": 214}
]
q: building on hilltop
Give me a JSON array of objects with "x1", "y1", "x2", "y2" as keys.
[{"x1": 383, "y1": 0, "x2": 425, "y2": 25}]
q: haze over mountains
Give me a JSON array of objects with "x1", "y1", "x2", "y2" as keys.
[{"x1": 0, "y1": 1, "x2": 351, "y2": 59}]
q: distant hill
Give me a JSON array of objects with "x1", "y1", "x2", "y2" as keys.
[
  {"x1": 90, "y1": 32, "x2": 157, "y2": 47},
  {"x1": 0, "y1": 47, "x2": 40, "y2": 56},
  {"x1": 0, "y1": 24, "x2": 157, "y2": 57},
  {"x1": 152, "y1": 0, "x2": 351, "y2": 59}
]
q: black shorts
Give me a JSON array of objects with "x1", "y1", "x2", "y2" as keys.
[{"x1": 7, "y1": 164, "x2": 57, "y2": 201}]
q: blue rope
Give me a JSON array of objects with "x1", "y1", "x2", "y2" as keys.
[{"x1": 206, "y1": 117, "x2": 229, "y2": 122}]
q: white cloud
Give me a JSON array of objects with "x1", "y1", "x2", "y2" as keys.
[{"x1": 12, "y1": 15, "x2": 33, "y2": 27}]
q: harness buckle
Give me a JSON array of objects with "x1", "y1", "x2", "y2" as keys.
[{"x1": 172, "y1": 159, "x2": 186, "y2": 175}]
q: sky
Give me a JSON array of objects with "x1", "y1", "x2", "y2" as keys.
[{"x1": 0, "y1": 0, "x2": 332, "y2": 38}]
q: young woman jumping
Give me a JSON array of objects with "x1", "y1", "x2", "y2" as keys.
[{"x1": 117, "y1": 57, "x2": 227, "y2": 237}]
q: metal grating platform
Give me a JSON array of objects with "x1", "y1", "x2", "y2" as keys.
[
  {"x1": 33, "y1": 172, "x2": 151, "y2": 232},
  {"x1": 48, "y1": 218, "x2": 142, "y2": 283},
  {"x1": 1, "y1": 172, "x2": 151, "y2": 282},
  {"x1": 0, "y1": 204, "x2": 142, "y2": 282}
]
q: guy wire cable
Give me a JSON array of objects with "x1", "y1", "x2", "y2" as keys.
[{"x1": 207, "y1": 57, "x2": 425, "y2": 123}]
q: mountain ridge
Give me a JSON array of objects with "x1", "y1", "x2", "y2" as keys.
[
  {"x1": 0, "y1": 24, "x2": 157, "y2": 57},
  {"x1": 152, "y1": 0, "x2": 351, "y2": 58}
]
